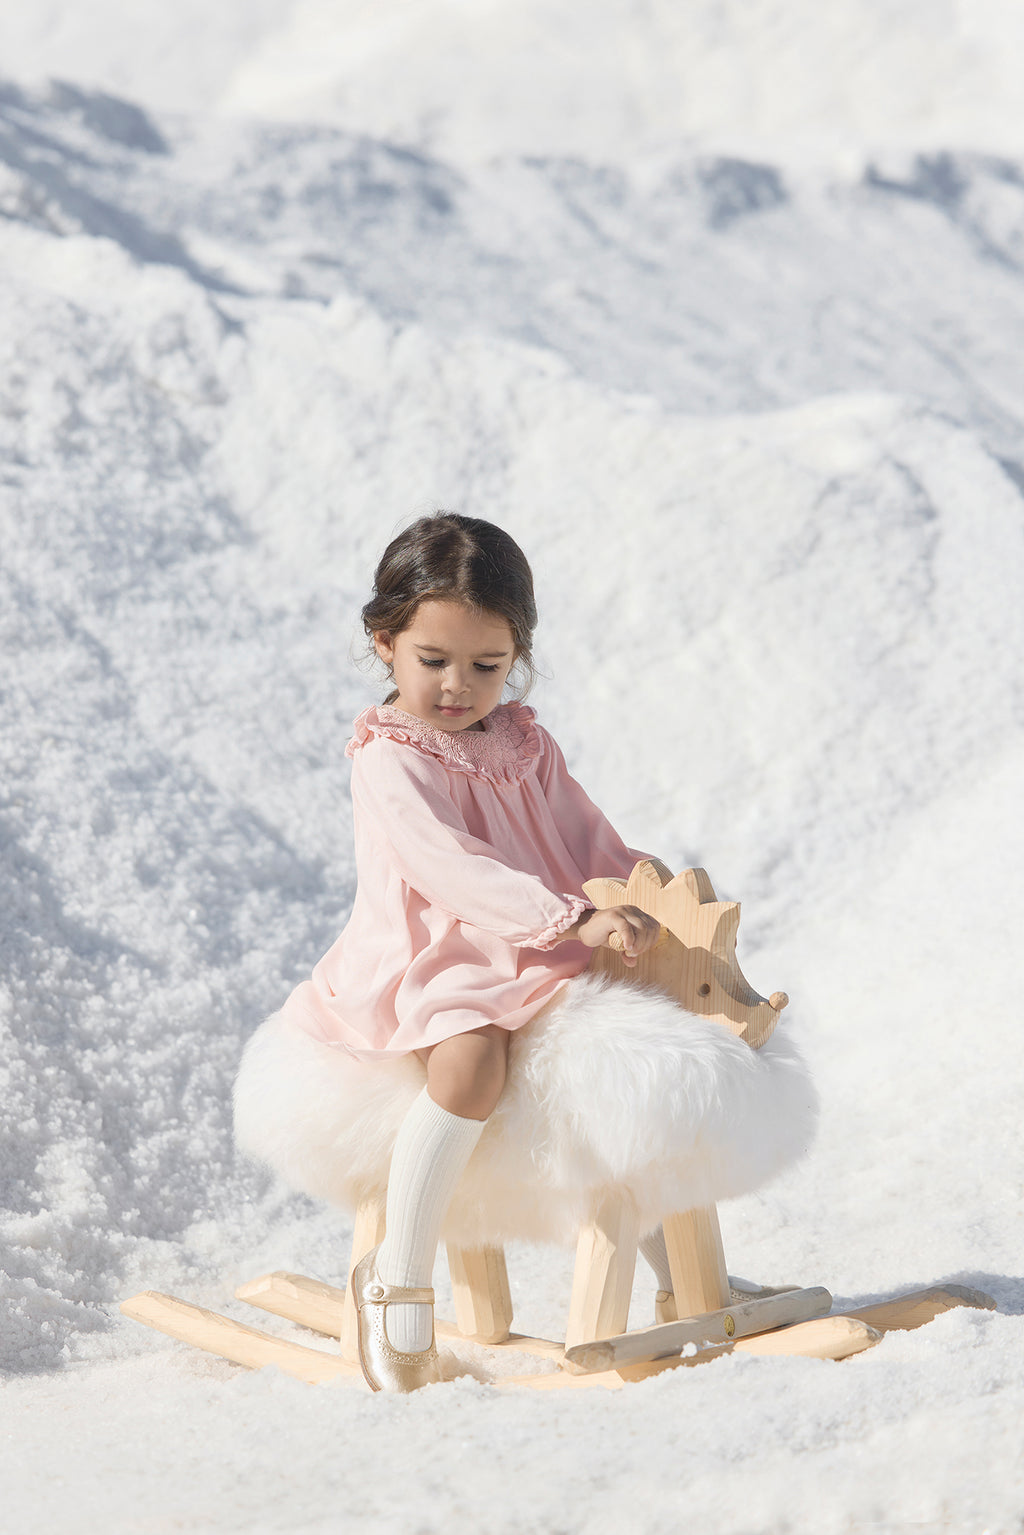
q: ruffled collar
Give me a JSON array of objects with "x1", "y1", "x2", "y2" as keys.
[{"x1": 347, "y1": 701, "x2": 541, "y2": 785}]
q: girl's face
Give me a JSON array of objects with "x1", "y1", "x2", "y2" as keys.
[{"x1": 373, "y1": 600, "x2": 516, "y2": 732}]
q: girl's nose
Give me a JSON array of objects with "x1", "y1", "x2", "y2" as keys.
[{"x1": 444, "y1": 669, "x2": 471, "y2": 697}]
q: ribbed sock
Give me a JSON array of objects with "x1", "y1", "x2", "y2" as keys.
[
  {"x1": 639, "y1": 1225, "x2": 674, "y2": 1293},
  {"x1": 377, "y1": 1087, "x2": 485, "y2": 1351}
]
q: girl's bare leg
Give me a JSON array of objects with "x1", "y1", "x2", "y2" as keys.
[{"x1": 418, "y1": 1023, "x2": 510, "y2": 1120}]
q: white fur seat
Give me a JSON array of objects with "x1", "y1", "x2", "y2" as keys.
[{"x1": 234, "y1": 969, "x2": 816, "y2": 1247}]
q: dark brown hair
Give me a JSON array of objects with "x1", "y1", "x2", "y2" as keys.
[{"x1": 362, "y1": 513, "x2": 538, "y2": 700}]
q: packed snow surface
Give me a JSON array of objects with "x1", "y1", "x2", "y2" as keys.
[{"x1": 1, "y1": 4, "x2": 1023, "y2": 1532}]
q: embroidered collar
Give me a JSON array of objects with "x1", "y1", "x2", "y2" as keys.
[{"x1": 347, "y1": 701, "x2": 541, "y2": 785}]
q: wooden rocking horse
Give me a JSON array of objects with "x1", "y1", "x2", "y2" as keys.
[{"x1": 122, "y1": 861, "x2": 994, "y2": 1388}]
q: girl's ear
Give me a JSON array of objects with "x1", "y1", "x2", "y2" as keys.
[{"x1": 373, "y1": 631, "x2": 395, "y2": 665}]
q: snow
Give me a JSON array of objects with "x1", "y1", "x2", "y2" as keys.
[{"x1": 1, "y1": 4, "x2": 1023, "y2": 1531}]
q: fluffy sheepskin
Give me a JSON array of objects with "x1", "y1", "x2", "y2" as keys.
[{"x1": 234, "y1": 971, "x2": 818, "y2": 1247}]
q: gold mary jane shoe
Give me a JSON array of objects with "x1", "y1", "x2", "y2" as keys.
[{"x1": 351, "y1": 1244, "x2": 443, "y2": 1393}]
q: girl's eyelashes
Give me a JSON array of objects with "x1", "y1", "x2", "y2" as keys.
[{"x1": 418, "y1": 657, "x2": 501, "y2": 673}]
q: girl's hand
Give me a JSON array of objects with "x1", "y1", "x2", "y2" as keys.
[{"x1": 571, "y1": 905, "x2": 661, "y2": 967}]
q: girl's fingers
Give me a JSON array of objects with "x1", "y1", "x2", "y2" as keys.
[
  {"x1": 607, "y1": 913, "x2": 664, "y2": 955},
  {"x1": 617, "y1": 919, "x2": 640, "y2": 966},
  {"x1": 619, "y1": 912, "x2": 654, "y2": 953},
  {"x1": 608, "y1": 923, "x2": 639, "y2": 955}
]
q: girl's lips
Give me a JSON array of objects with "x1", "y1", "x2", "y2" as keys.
[{"x1": 438, "y1": 706, "x2": 470, "y2": 715}]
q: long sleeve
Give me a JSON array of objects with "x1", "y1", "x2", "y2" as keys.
[
  {"x1": 534, "y1": 726, "x2": 650, "y2": 881},
  {"x1": 352, "y1": 741, "x2": 589, "y2": 949}
]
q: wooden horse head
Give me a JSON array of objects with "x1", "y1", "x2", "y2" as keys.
[{"x1": 582, "y1": 860, "x2": 788, "y2": 1049}]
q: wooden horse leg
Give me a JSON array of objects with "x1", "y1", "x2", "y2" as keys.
[
  {"x1": 662, "y1": 1205, "x2": 730, "y2": 1318},
  {"x1": 564, "y1": 1194, "x2": 640, "y2": 1350},
  {"x1": 341, "y1": 1194, "x2": 387, "y2": 1363},
  {"x1": 445, "y1": 1244, "x2": 514, "y2": 1343}
]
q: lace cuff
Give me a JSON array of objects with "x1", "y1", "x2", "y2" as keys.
[{"x1": 532, "y1": 896, "x2": 594, "y2": 952}]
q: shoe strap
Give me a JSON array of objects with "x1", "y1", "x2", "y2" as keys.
[{"x1": 358, "y1": 1276, "x2": 435, "y2": 1307}]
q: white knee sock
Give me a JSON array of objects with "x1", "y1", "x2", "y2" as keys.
[
  {"x1": 640, "y1": 1225, "x2": 674, "y2": 1292},
  {"x1": 377, "y1": 1087, "x2": 485, "y2": 1351}
]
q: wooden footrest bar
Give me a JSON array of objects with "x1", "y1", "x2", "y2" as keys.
[
  {"x1": 502, "y1": 1314, "x2": 883, "y2": 1388},
  {"x1": 609, "y1": 1315, "x2": 884, "y2": 1381},
  {"x1": 564, "y1": 1285, "x2": 833, "y2": 1373}
]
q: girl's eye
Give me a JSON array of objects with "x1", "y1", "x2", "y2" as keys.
[{"x1": 418, "y1": 658, "x2": 501, "y2": 672}]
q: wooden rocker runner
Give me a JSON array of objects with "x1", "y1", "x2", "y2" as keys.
[{"x1": 122, "y1": 861, "x2": 996, "y2": 1388}]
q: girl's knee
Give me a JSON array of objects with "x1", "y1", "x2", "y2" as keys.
[{"x1": 426, "y1": 1028, "x2": 509, "y2": 1120}]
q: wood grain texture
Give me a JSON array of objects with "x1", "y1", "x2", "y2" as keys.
[
  {"x1": 446, "y1": 1243, "x2": 514, "y2": 1343},
  {"x1": 564, "y1": 1193, "x2": 640, "y2": 1350},
  {"x1": 236, "y1": 1270, "x2": 346, "y2": 1334},
  {"x1": 564, "y1": 1286, "x2": 833, "y2": 1373},
  {"x1": 662, "y1": 1206, "x2": 731, "y2": 1317},
  {"x1": 507, "y1": 1314, "x2": 881, "y2": 1386},
  {"x1": 236, "y1": 1269, "x2": 563, "y2": 1360},
  {"x1": 732, "y1": 1316, "x2": 881, "y2": 1359},
  {"x1": 583, "y1": 862, "x2": 787, "y2": 1048},
  {"x1": 604, "y1": 1316, "x2": 883, "y2": 1379},
  {"x1": 567, "y1": 1285, "x2": 997, "y2": 1381},
  {"x1": 842, "y1": 1284, "x2": 996, "y2": 1332},
  {"x1": 120, "y1": 1292, "x2": 358, "y2": 1384}
]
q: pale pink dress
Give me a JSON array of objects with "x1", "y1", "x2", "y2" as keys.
[{"x1": 281, "y1": 701, "x2": 646, "y2": 1059}]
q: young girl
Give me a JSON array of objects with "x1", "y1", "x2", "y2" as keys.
[{"x1": 269, "y1": 512, "x2": 661, "y2": 1392}]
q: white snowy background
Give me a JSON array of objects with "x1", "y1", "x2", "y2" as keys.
[{"x1": 1, "y1": 3, "x2": 1023, "y2": 1531}]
